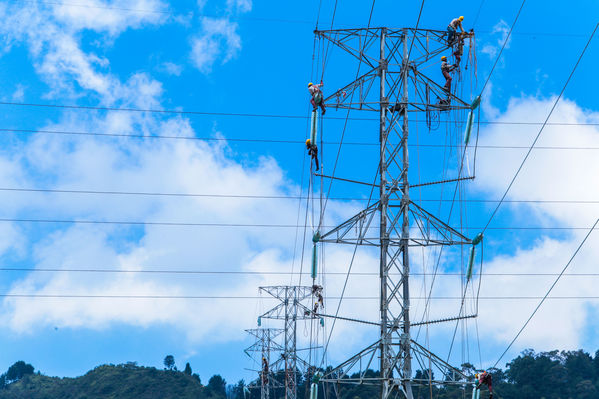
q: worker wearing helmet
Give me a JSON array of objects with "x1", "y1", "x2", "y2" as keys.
[
  {"x1": 441, "y1": 55, "x2": 456, "y2": 94},
  {"x1": 308, "y1": 81, "x2": 326, "y2": 115},
  {"x1": 261, "y1": 357, "x2": 269, "y2": 384},
  {"x1": 475, "y1": 371, "x2": 493, "y2": 398},
  {"x1": 447, "y1": 16, "x2": 465, "y2": 45},
  {"x1": 306, "y1": 139, "x2": 319, "y2": 171},
  {"x1": 312, "y1": 284, "x2": 324, "y2": 313}
]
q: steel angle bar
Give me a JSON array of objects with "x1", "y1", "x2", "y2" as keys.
[
  {"x1": 320, "y1": 202, "x2": 379, "y2": 243},
  {"x1": 324, "y1": 68, "x2": 379, "y2": 108},
  {"x1": 408, "y1": 202, "x2": 471, "y2": 243},
  {"x1": 321, "y1": 340, "x2": 381, "y2": 382},
  {"x1": 410, "y1": 340, "x2": 468, "y2": 382},
  {"x1": 315, "y1": 30, "x2": 380, "y2": 68},
  {"x1": 412, "y1": 72, "x2": 470, "y2": 107},
  {"x1": 410, "y1": 313, "x2": 477, "y2": 327}
]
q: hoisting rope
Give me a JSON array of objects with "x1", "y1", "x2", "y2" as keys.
[{"x1": 316, "y1": 0, "x2": 376, "y2": 232}]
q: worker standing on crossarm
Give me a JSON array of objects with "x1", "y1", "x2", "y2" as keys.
[
  {"x1": 308, "y1": 81, "x2": 326, "y2": 115},
  {"x1": 475, "y1": 371, "x2": 493, "y2": 398},
  {"x1": 306, "y1": 139, "x2": 319, "y2": 171},
  {"x1": 447, "y1": 16, "x2": 464, "y2": 45},
  {"x1": 441, "y1": 56, "x2": 456, "y2": 94}
]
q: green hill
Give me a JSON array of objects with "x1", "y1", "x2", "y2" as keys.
[{"x1": 0, "y1": 364, "x2": 214, "y2": 399}]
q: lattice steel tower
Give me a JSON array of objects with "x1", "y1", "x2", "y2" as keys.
[
  {"x1": 245, "y1": 328, "x2": 284, "y2": 399},
  {"x1": 259, "y1": 286, "x2": 316, "y2": 399},
  {"x1": 313, "y1": 27, "x2": 478, "y2": 399}
]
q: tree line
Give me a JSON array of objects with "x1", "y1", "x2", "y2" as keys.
[{"x1": 2, "y1": 349, "x2": 599, "y2": 398}]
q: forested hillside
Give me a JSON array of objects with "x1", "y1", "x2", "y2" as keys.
[{"x1": 2, "y1": 349, "x2": 599, "y2": 399}]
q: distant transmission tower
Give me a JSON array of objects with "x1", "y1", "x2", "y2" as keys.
[
  {"x1": 245, "y1": 328, "x2": 285, "y2": 399},
  {"x1": 313, "y1": 27, "x2": 479, "y2": 399},
  {"x1": 258, "y1": 286, "x2": 316, "y2": 399}
]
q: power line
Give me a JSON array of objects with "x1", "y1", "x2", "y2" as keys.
[
  {"x1": 4, "y1": 104, "x2": 599, "y2": 127},
  {"x1": 5, "y1": 127, "x2": 599, "y2": 149},
  {"x1": 12, "y1": 0, "x2": 314, "y2": 24},
  {"x1": 2, "y1": 267, "x2": 599, "y2": 277},
  {"x1": 3, "y1": 294, "x2": 599, "y2": 300},
  {"x1": 479, "y1": 0, "x2": 526, "y2": 94},
  {"x1": 492, "y1": 216, "x2": 599, "y2": 368},
  {"x1": 0, "y1": 217, "x2": 593, "y2": 230},
  {"x1": 483, "y1": 23, "x2": 598, "y2": 233},
  {"x1": 1, "y1": 186, "x2": 599, "y2": 204},
  {"x1": 9, "y1": 0, "x2": 591, "y2": 36}
]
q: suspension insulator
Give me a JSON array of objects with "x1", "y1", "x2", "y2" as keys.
[
  {"x1": 470, "y1": 95, "x2": 481, "y2": 110},
  {"x1": 467, "y1": 246, "x2": 476, "y2": 282},
  {"x1": 464, "y1": 96, "x2": 481, "y2": 145},
  {"x1": 320, "y1": 317, "x2": 324, "y2": 327},
  {"x1": 257, "y1": 316, "x2": 262, "y2": 327},
  {"x1": 310, "y1": 383, "x2": 318, "y2": 399},
  {"x1": 311, "y1": 244, "x2": 318, "y2": 279},
  {"x1": 312, "y1": 231, "x2": 321, "y2": 243},
  {"x1": 312, "y1": 372, "x2": 321, "y2": 384},
  {"x1": 464, "y1": 110, "x2": 475, "y2": 145},
  {"x1": 310, "y1": 110, "x2": 318, "y2": 144},
  {"x1": 471, "y1": 232, "x2": 483, "y2": 246}
]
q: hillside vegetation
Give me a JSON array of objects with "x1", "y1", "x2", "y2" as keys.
[
  {"x1": 2, "y1": 348, "x2": 599, "y2": 399},
  {"x1": 0, "y1": 362, "x2": 223, "y2": 399}
]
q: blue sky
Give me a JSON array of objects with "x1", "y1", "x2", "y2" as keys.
[{"x1": 0, "y1": 0, "x2": 599, "y2": 387}]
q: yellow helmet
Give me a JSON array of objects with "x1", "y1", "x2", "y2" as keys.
[
  {"x1": 475, "y1": 373, "x2": 479, "y2": 379},
  {"x1": 308, "y1": 82, "x2": 313, "y2": 87},
  {"x1": 306, "y1": 139, "x2": 311, "y2": 145},
  {"x1": 459, "y1": 16, "x2": 464, "y2": 21},
  {"x1": 441, "y1": 56, "x2": 447, "y2": 61}
]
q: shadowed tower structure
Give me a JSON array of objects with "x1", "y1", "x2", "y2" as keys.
[
  {"x1": 259, "y1": 286, "x2": 316, "y2": 399},
  {"x1": 245, "y1": 328, "x2": 285, "y2": 399},
  {"x1": 313, "y1": 26, "x2": 479, "y2": 399}
]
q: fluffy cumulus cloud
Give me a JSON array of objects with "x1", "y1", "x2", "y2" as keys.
[
  {"x1": 1, "y1": 0, "x2": 597, "y2": 372},
  {"x1": 190, "y1": 17, "x2": 242, "y2": 73},
  {"x1": 50, "y1": 0, "x2": 168, "y2": 35},
  {"x1": 468, "y1": 96, "x2": 599, "y2": 352},
  {"x1": 0, "y1": 1, "x2": 167, "y2": 103},
  {"x1": 189, "y1": 0, "x2": 251, "y2": 73},
  {"x1": 0, "y1": 122, "x2": 305, "y2": 341},
  {"x1": 481, "y1": 19, "x2": 511, "y2": 59}
]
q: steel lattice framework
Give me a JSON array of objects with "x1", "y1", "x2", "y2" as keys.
[
  {"x1": 245, "y1": 328, "x2": 285, "y2": 399},
  {"x1": 313, "y1": 27, "x2": 477, "y2": 399},
  {"x1": 259, "y1": 286, "x2": 316, "y2": 399}
]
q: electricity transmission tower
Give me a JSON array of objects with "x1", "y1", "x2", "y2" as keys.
[
  {"x1": 313, "y1": 27, "x2": 478, "y2": 399},
  {"x1": 258, "y1": 286, "x2": 316, "y2": 399},
  {"x1": 245, "y1": 328, "x2": 285, "y2": 399}
]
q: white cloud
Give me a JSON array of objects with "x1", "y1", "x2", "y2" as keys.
[
  {"x1": 467, "y1": 95, "x2": 599, "y2": 352},
  {"x1": 481, "y1": 20, "x2": 511, "y2": 60},
  {"x1": 50, "y1": 0, "x2": 168, "y2": 36},
  {"x1": 190, "y1": 17, "x2": 242, "y2": 73},
  {"x1": 481, "y1": 82, "x2": 500, "y2": 120},
  {"x1": 11, "y1": 84, "x2": 25, "y2": 101},
  {"x1": 0, "y1": 111, "x2": 310, "y2": 342},
  {"x1": 159, "y1": 62, "x2": 183, "y2": 76},
  {"x1": 0, "y1": 1, "x2": 166, "y2": 105},
  {"x1": 227, "y1": 0, "x2": 252, "y2": 13}
]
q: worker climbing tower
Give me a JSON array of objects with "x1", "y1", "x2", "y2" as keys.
[
  {"x1": 311, "y1": 27, "x2": 480, "y2": 399},
  {"x1": 245, "y1": 328, "x2": 285, "y2": 399},
  {"x1": 258, "y1": 286, "x2": 318, "y2": 399}
]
